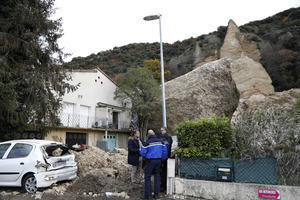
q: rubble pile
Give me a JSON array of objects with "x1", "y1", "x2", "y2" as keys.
[
  {"x1": 73, "y1": 146, "x2": 131, "y2": 181},
  {"x1": 43, "y1": 182, "x2": 72, "y2": 196}
]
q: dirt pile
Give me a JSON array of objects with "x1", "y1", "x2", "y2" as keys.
[{"x1": 65, "y1": 173, "x2": 141, "y2": 199}]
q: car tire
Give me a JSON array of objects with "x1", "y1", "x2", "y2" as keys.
[{"x1": 22, "y1": 174, "x2": 38, "y2": 193}]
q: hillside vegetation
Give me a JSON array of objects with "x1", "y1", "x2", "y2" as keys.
[{"x1": 64, "y1": 7, "x2": 300, "y2": 92}]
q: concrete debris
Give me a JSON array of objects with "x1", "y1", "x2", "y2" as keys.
[
  {"x1": 0, "y1": 191, "x2": 10, "y2": 196},
  {"x1": 52, "y1": 148, "x2": 63, "y2": 156},
  {"x1": 34, "y1": 192, "x2": 43, "y2": 199}
]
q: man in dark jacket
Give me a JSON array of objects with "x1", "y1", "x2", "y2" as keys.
[
  {"x1": 140, "y1": 130, "x2": 167, "y2": 200},
  {"x1": 159, "y1": 127, "x2": 173, "y2": 192},
  {"x1": 128, "y1": 130, "x2": 143, "y2": 183}
]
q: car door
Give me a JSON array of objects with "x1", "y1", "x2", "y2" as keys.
[
  {"x1": 0, "y1": 143, "x2": 33, "y2": 183},
  {"x1": 0, "y1": 143, "x2": 12, "y2": 183}
]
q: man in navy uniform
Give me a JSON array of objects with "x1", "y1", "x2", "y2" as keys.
[{"x1": 140, "y1": 130, "x2": 167, "y2": 200}]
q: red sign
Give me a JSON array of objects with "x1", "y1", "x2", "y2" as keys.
[{"x1": 258, "y1": 189, "x2": 280, "y2": 199}]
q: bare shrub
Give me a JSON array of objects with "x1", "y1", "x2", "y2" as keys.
[{"x1": 232, "y1": 107, "x2": 300, "y2": 185}]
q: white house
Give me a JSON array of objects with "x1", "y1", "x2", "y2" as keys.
[{"x1": 45, "y1": 68, "x2": 132, "y2": 150}]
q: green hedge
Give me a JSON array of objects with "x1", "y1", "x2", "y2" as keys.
[{"x1": 174, "y1": 115, "x2": 234, "y2": 158}]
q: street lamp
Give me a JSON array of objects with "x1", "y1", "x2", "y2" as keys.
[{"x1": 143, "y1": 14, "x2": 167, "y2": 128}]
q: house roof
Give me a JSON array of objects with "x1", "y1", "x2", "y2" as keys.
[
  {"x1": 96, "y1": 67, "x2": 117, "y2": 86},
  {"x1": 70, "y1": 68, "x2": 117, "y2": 86},
  {"x1": 97, "y1": 102, "x2": 125, "y2": 111}
]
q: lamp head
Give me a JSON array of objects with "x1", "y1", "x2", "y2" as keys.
[{"x1": 143, "y1": 14, "x2": 161, "y2": 21}]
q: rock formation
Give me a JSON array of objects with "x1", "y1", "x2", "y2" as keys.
[
  {"x1": 220, "y1": 19, "x2": 261, "y2": 62},
  {"x1": 163, "y1": 58, "x2": 240, "y2": 133}
]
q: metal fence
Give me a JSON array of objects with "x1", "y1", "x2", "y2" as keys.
[
  {"x1": 179, "y1": 157, "x2": 278, "y2": 185},
  {"x1": 59, "y1": 113, "x2": 130, "y2": 130}
]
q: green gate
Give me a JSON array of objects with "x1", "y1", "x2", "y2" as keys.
[{"x1": 103, "y1": 134, "x2": 116, "y2": 151}]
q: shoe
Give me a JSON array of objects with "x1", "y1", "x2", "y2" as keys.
[
  {"x1": 153, "y1": 194, "x2": 159, "y2": 199},
  {"x1": 140, "y1": 196, "x2": 151, "y2": 200}
]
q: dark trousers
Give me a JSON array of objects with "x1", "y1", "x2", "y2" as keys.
[
  {"x1": 144, "y1": 159, "x2": 161, "y2": 197},
  {"x1": 160, "y1": 160, "x2": 167, "y2": 190}
]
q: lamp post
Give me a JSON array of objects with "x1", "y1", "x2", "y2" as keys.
[{"x1": 143, "y1": 14, "x2": 167, "y2": 128}]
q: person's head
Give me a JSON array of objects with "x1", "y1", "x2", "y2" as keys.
[
  {"x1": 160, "y1": 127, "x2": 167, "y2": 135},
  {"x1": 133, "y1": 130, "x2": 140, "y2": 138},
  {"x1": 155, "y1": 129, "x2": 162, "y2": 136},
  {"x1": 147, "y1": 129, "x2": 155, "y2": 136}
]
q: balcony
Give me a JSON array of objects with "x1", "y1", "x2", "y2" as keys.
[{"x1": 59, "y1": 113, "x2": 130, "y2": 130}]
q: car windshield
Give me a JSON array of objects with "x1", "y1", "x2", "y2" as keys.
[{"x1": 0, "y1": 143, "x2": 11, "y2": 159}]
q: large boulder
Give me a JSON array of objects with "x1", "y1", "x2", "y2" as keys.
[
  {"x1": 163, "y1": 58, "x2": 240, "y2": 133},
  {"x1": 220, "y1": 19, "x2": 261, "y2": 62},
  {"x1": 231, "y1": 54, "x2": 274, "y2": 98}
]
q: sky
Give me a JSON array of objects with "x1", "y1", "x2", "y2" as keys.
[{"x1": 54, "y1": 0, "x2": 300, "y2": 62}]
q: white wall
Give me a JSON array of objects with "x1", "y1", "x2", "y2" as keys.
[
  {"x1": 173, "y1": 178, "x2": 300, "y2": 200},
  {"x1": 63, "y1": 69, "x2": 121, "y2": 114},
  {"x1": 61, "y1": 69, "x2": 131, "y2": 128}
]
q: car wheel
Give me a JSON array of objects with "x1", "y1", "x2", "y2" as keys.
[{"x1": 22, "y1": 174, "x2": 38, "y2": 193}]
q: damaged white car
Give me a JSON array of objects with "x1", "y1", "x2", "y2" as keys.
[{"x1": 0, "y1": 139, "x2": 77, "y2": 193}]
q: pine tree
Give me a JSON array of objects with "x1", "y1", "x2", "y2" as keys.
[{"x1": 0, "y1": 0, "x2": 76, "y2": 141}]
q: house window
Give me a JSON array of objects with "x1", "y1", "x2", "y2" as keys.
[
  {"x1": 80, "y1": 105, "x2": 91, "y2": 128},
  {"x1": 61, "y1": 102, "x2": 76, "y2": 127},
  {"x1": 112, "y1": 112, "x2": 119, "y2": 129}
]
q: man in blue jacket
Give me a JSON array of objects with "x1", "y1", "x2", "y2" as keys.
[
  {"x1": 128, "y1": 130, "x2": 143, "y2": 183},
  {"x1": 140, "y1": 130, "x2": 167, "y2": 200}
]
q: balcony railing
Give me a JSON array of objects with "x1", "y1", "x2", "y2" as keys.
[{"x1": 59, "y1": 113, "x2": 130, "y2": 130}]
